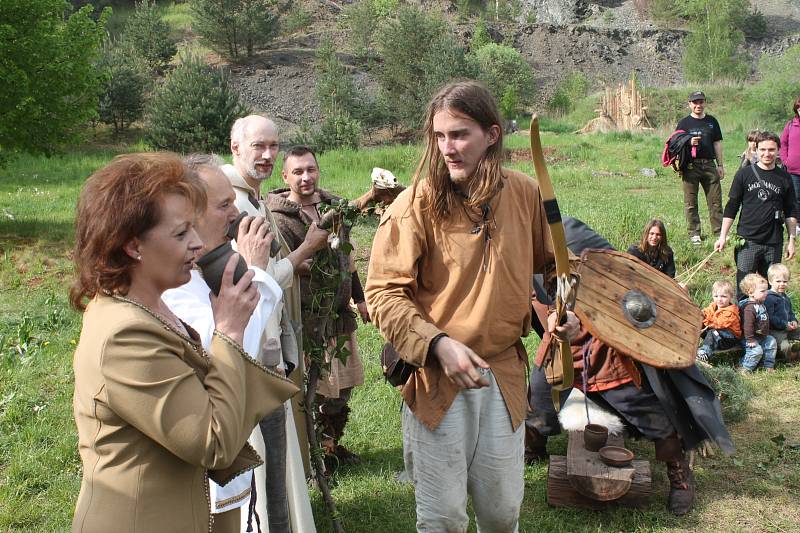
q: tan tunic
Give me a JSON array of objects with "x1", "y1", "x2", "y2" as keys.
[
  {"x1": 365, "y1": 169, "x2": 555, "y2": 430},
  {"x1": 72, "y1": 295, "x2": 298, "y2": 533}
]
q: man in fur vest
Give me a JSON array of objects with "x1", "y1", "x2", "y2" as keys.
[{"x1": 267, "y1": 145, "x2": 368, "y2": 467}]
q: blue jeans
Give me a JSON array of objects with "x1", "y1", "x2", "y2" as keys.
[
  {"x1": 698, "y1": 328, "x2": 739, "y2": 358},
  {"x1": 741, "y1": 335, "x2": 777, "y2": 370}
]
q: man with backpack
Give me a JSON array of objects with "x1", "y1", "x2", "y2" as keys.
[
  {"x1": 715, "y1": 131, "x2": 798, "y2": 300},
  {"x1": 676, "y1": 91, "x2": 725, "y2": 244}
]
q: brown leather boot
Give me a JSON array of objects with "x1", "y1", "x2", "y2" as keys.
[
  {"x1": 665, "y1": 459, "x2": 695, "y2": 516},
  {"x1": 655, "y1": 434, "x2": 695, "y2": 516},
  {"x1": 524, "y1": 425, "x2": 549, "y2": 464}
]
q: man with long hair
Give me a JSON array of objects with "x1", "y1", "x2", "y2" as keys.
[{"x1": 366, "y1": 81, "x2": 578, "y2": 531}]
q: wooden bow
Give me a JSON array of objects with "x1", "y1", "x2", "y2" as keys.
[{"x1": 529, "y1": 115, "x2": 577, "y2": 409}]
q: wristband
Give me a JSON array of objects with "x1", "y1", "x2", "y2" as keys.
[{"x1": 428, "y1": 333, "x2": 448, "y2": 357}]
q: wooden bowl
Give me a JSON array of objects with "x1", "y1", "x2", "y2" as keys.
[{"x1": 599, "y1": 446, "x2": 634, "y2": 467}]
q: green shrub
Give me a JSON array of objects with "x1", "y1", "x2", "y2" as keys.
[
  {"x1": 747, "y1": 45, "x2": 800, "y2": 124},
  {"x1": 0, "y1": 0, "x2": 108, "y2": 166},
  {"x1": 191, "y1": 0, "x2": 278, "y2": 59},
  {"x1": 377, "y1": 6, "x2": 476, "y2": 129},
  {"x1": 547, "y1": 72, "x2": 590, "y2": 116},
  {"x1": 341, "y1": 1, "x2": 379, "y2": 62},
  {"x1": 118, "y1": 0, "x2": 176, "y2": 73},
  {"x1": 682, "y1": 0, "x2": 748, "y2": 82},
  {"x1": 470, "y1": 17, "x2": 491, "y2": 51},
  {"x1": 145, "y1": 54, "x2": 248, "y2": 153},
  {"x1": 314, "y1": 111, "x2": 362, "y2": 152},
  {"x1": 281, "y1": 1, "x2": 311, "y2": 35},
  {"x1": 98, "y1": 44, "x2": 150, "y2": 134},
  {"x1": 473, "y1": 43, "x2": 534, "y2": 119}
]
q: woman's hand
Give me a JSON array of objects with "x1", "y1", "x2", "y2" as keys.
[
  {"x1": 237, "y1": 216, "x2": 273, "y2": 270},
  {"x1": 210, "y1": 254, "x2": 258, "y2": 344}
]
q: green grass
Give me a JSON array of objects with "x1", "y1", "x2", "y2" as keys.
[{"x1": 2, "y1": 129, "x2": 800, "y2": 531}]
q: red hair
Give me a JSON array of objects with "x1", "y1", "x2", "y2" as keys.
[{"x1": 70, "y1": 153, "x2": 206, "y2": 310}]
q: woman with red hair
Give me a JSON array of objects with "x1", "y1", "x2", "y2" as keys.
[{"x1": 70, "y1": 153, "x2": 296, "y2": 533}]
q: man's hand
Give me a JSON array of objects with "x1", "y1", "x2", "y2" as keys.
[
  {"x1": 304, "y1": 222, "x2": 329, "y2": 252},
  {"x1": 714, "y1": 236, "x2": 727, "y2": 253},
  {"x1": 691, "y1": 136, "x2": 701, "y2": 146},
  {"x1": 296, "y1": 258, "x2": 313, "y2": 275},
  {"x1": 432, "y1": 337, "x2": 490, "y2": 389},
  {"x1": 237, "y1": 216, "x2": 273, "y2": 270},
  {"x1": 356, "y1": 301, "x2": 370, "y2": 323},
  {"x1": 546, "y1": 310, "x2": 580, "y2": 343},
  {"x1": 747, "y1": 340, "x2": 757, "y2": 348},
  {"x1": 717, "y1": 166, "x2": 725, "y2": 180},
  {"x1": 786, "y1": 238, "x2": 796, "y2": 260},
  {"x1": 788, "y1": 321, "x2": 798, "y2": 331}
]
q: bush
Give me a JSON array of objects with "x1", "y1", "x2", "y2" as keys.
[
  {"x1": 377, "y1": 6, "x2": 476, "y2": 129},
  {"x1": 315, "y1": 40, "x2": 358, "y2": 118},
  {"x1": 191, "y1": 0, "x2": 278, "y2": 59},
  {"x1": 682, "y1": 0, "x2": 749, "y2": 82},
  {"x1": 98, "y1": 44, "x2": 150, "y2": 134},
  {"x1": 314, "y1": 111, "x2": 362, "y2": 152},
  {"x1": 145, "y1": 54, "x2": 249, "y2": 153},
  {"x1": 470, "y1": 17, "x2": 491, "y2": 51},
  {"x1": 547, "y1": 72, "x2": 590, "y2": 115},
  {"x1": 0, "y1": 0, "x2": 108, "y2": 166},
  {"x1": 472, "y1": 43, "x2": 534, "y2": 119},
  {"x1": 341, "y1": 1, "x2": 379, "y2": 62},
  {"x1": 747, "y1": 45, "x2": 800, "y2": 125},
  {"x1": 118, "y1": 0, "x2": 176, "y2": 73},
  {"x1": 281, "y1": 1, "x2": 310, "y2": 35}
]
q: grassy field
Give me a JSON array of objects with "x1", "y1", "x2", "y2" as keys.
[{"x1": 1, "y1": 125, "x2": 799, "y2": 532}]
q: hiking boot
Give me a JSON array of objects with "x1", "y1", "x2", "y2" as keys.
[
  {"x1": 690, "y1": 235, "x2": 702, "y2": 245},
  {"x1": 524, "y1": 425, "x2": 549, "y2": 464},
  {"x1": 666, "y1": 459, "x2": 695, "y2": 516}
]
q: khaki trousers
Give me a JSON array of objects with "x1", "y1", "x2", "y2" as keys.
[
  {"x1": 403, "y1": 370, "x2": 524, "y2": 533},
  {"x1": 681, "y1": 159, "x2": 723, "y2": 237}
]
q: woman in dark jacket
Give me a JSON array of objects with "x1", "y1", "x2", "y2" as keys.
[{"x1": 627, "y1": 218, "x2": 676, "y2": 278}]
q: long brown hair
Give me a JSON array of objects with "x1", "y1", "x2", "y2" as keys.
[
  {"x1": 412, "y1": 80, "x2": 504, "y2": 223},
  {"x1": 793, "y1": 96, "x2": 800, "y2": 117},
  {"x1": 70, "y1": 153, "x2": 206, "y2": 311},
  {"x1": 637, "y1": 218, "x2": 672, "y2": 264}
]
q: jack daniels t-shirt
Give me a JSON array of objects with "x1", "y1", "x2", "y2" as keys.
[
  {"x1": 723, "y1": 164, "x2": 797, "y2": 244},
  {"x1": 676, "y1": 114, "x2": 723, "y2": 160}
]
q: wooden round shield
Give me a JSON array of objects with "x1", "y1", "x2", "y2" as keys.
[{"x1": 574, "y1": 249, "x2": 701, "y2": 369}]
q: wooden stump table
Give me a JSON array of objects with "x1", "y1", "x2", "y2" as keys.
[{"x1": 547, "y1": 431, "x2": 652, "y2": 510}]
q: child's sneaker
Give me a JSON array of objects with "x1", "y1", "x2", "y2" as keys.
[
  {"x1": 690, "y1": 235, "x2": 702, "y2": 245},
  {"x1": 695, "y1": 349, "x2": 709, "y2": 363}
]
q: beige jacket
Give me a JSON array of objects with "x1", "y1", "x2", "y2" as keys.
[{"x1": 72, "y1": 295, "x2": 298, "y2": 533}]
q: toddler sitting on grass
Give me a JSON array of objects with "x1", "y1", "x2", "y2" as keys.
[
  {"x1": 739, "y1": 273, "x2": 777, "y2": 373},
  {"x1": 697, "y1": 280, "x2": 742, "y2": 362},
  {"x1": 764, "y1": 263, "x2": 800, "y2": 362}
]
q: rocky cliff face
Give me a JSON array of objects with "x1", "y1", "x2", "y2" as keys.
[{"x1": 229, "y1": 0, "x2": 800, "y2": 134}]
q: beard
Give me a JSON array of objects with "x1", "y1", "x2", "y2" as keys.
[{"x1": 245, "y1": 159, "x2": 272, "y2": 181}]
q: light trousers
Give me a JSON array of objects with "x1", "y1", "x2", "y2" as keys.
[{"x1": 403, "y1": 370, "x2": 524, "y2": 533}]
